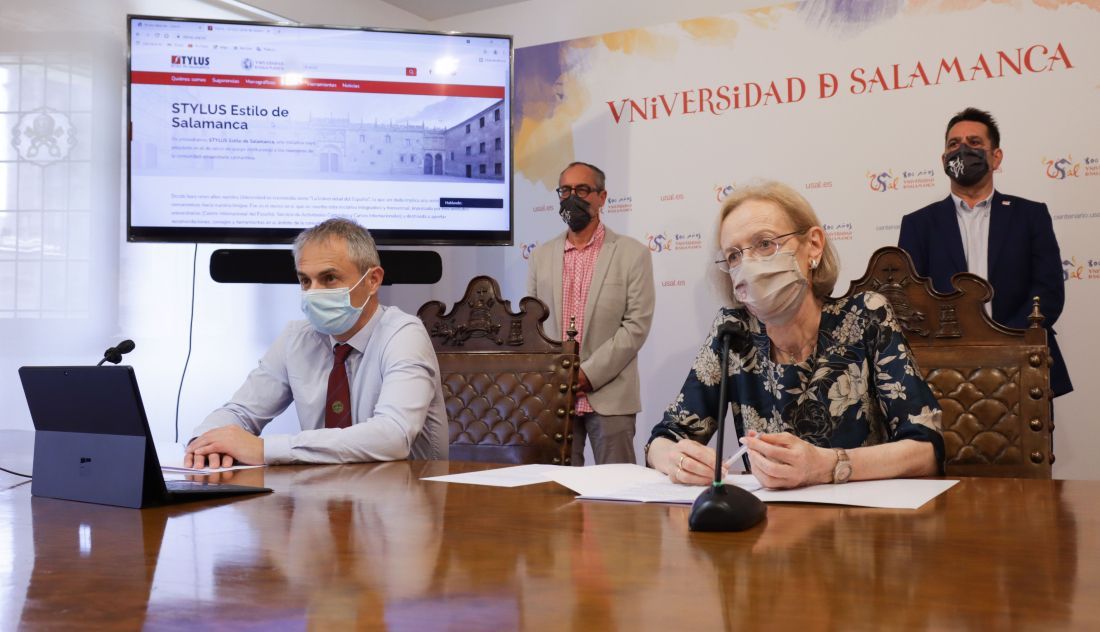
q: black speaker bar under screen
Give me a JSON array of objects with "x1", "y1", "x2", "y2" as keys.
[{"x1": 209, "y1": 249, "x2": 443, "y2": 285}]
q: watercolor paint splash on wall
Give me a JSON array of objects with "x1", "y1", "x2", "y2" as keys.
[{"x1": 513, "y1": 17, "x2": 747, "y2": 189}]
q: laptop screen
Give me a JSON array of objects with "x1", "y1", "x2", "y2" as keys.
[{"x1": 20, "y1": 366, "x2": 150, "y2": 437}]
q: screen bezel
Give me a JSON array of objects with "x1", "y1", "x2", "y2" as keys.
[{"x1": 126, "y1": 14, "x2": 514, "y2": 246}]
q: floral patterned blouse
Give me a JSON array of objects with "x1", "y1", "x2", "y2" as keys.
[{"x1": 650, "y1": 292, "x2": 945, "y2": 465}]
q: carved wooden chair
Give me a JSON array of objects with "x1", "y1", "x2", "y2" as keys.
[
  {"x1": 417, "y1": 276, "x2": 580, "y2": 465},
  {"x1": 844, "y1": 247, "x2": 1053, "y2": 478}
]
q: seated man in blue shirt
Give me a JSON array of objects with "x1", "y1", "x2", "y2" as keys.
[{"x1": 185, "y1": 218, "x2": 447, "y2": 467}]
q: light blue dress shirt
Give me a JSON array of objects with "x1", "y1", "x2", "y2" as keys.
[
  {"x1": 193, "y1": 305, "x2": 448, "y2": 464},
  {"x1": 951, "y1": 190, "x2": 993, "y2": 282}
]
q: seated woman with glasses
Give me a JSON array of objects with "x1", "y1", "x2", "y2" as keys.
[{"x1": 646, "y1": 181, "x2": 943, "y2": 489}]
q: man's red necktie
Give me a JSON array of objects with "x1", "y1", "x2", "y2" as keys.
[{"x1": 325, "y1": 343, "x2": 354, "y2": 429}]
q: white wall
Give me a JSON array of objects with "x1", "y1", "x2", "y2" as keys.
[
  {"x1": 0, "y1": 0, "x2": 326, "y2": 434},
  {"x1": 233, "y1": 0, "x2": 428, "y2": 28},
  {"x1": 232, "y1": 0, "x2": 782, "y2": 46},
  {"x1": 427, "y1": 0, "x2": 786, "y2": 47}
]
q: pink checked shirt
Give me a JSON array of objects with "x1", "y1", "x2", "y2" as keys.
[{"x1": 561, "y1": 223, "x2": 606, "y2": 414}]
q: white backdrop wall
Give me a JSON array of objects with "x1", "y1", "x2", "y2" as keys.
[
  {"x1": 504, "y1": 1, "x2": 1100, "y2": 479},
  {"x1": 3, "y1": 1, "x2": 1098, "y2": 481},
  {"x1": 428, "y1": 0, "x2": 787, "y2": 48}
]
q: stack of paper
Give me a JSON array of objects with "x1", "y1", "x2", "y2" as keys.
[{"x1": 424, "y1": 463, "x2": 958, "y2": 510}]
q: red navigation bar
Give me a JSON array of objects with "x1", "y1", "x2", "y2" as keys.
[{"x1": 131, "y1": 71, "x2": 505, "y2": 98}]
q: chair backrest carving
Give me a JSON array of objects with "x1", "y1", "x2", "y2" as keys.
[
  {"x1": 844, "y1": 247, "x2": 1053, "y2": 478},
  {"x1": 418, "y1": 276, "x2": 580, "y2": 465}
]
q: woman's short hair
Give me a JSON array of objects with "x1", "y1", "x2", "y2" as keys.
[
  {"x1": 292, "y1": 217, "x2": 381, "y2": 274},
  {"x1": 714, "y1": 181, "x2": 839, "y2": 305}
]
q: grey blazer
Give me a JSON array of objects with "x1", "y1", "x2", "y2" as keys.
[{"x1": 526, "y1": 225, "x2": 655, "y2": 416}]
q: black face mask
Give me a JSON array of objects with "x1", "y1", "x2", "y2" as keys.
[
  {"x1": 559, "y1": 194, "x2": 593, "y2": 233},
  {"x1": 943, "y1": 145, "x2": 990, "y2": 187}
]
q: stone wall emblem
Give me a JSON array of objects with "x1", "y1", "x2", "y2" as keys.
[{"x1": 11, "y1": 108, "x2": 76, "y2": 165}]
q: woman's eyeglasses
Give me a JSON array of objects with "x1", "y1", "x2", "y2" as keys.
[{"x1": 715, "y1": 228, "x2": 808, "y2": 272}]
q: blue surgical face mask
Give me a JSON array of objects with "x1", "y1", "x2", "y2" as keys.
[{"x1": 301, "y1": 269, "x2": 374, "y2": 336}]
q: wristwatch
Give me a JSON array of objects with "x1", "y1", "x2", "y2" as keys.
[{"x1": 832, "y1": 448, "x2": 852, "y2": 484}]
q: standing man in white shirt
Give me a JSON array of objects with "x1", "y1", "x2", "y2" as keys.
[
  {"x1": 898, "y1": 107, "x2": 1071, "y2": 398},
  {"x1": 186, "y1": 218, "x2": 447, "y2": 467}
]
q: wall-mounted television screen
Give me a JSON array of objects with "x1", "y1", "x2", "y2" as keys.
[{"x1": 128, "y1": 16, "x2": 513, "y2": 245}]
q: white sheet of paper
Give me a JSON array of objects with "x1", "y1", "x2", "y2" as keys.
[
  {"x1": 546, "y1": 464, "x2": 957, "y2": 510},
  {"x1": 422, "y1": 464, "x2": 566, "y2": 487},
  {"x1": 545, "y1": 463, "x2": 666, "y2": 496},
  {"x1": 725, "y1": 474, "x2": 765, "y2": 492},
  {"x1": 546, "y1": 466, "x2": 756, "y2": 502},
  {"x1": 546, "y1": 465, "x2": 758, "y2": 496},
  {"x1": 155, "y1": 442, "x2": 265, "y2": 474},
  {"x1": 571, "y1": 474, "x2": 765, "y2": 504},
  {"x1": 161, "y1": 465, "x2": 266, "y2": 474},
  {"x1": 753, "y1": 478, "x2": 959, "y2": 509}
]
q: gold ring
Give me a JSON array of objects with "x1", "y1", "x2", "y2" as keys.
[{"x1": 678, "y1": 455, "x2": 686, "y2": 470}]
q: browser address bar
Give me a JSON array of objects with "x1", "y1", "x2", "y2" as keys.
[{"x1": 301, "y1": 63, "x2": 409, "y2": 76}]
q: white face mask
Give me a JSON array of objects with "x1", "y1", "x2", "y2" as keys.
[
  {"x1": 729, "y1": 252, "x2": 809, "y2": 325},
  {"x1": 300, "y1": 269, "x2": 374, "y2": 336}
]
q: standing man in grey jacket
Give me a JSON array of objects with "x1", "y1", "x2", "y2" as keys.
[{"x1": 527, "y1": 161, "x2": 655, "y2": 465}]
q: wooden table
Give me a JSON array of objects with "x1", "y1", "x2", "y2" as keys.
[{"x1": 1, "y1": 438, "x2": 1098, "y2": 629}]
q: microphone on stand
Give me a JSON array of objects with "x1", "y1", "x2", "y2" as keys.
[
  {"x1": 688, "y1": 321, "x2": 767, "y2": 532},
  {"x1": 97, "y1": 340, "x2": 136, "y2": 366}
]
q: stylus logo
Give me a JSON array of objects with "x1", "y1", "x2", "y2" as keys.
[
  {"x1": 79, "y1": 457, "x2": 92, "y2": 477},
  {"x1": 170, "y1": 55, "x2": 211, "y2": 68}
]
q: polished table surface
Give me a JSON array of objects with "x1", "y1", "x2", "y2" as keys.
[{"x1": 1, "y1": 432, "x2": 1099, "y2": 630}]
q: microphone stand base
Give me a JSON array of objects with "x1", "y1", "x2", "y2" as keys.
[{"x1": 688, "y1": 483, "x2": 767, "y2": 532}]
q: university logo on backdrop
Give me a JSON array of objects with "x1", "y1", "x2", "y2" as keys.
[
  {"x1": 605, "y1": 196, "x2": 633, "y2": 214},
  {"x1": 1044, "y1": 155, "x2": 1100, "y2": 180},
  {"x1": 824, "y1": 222, "x2": 854, "y2": 242},
  {"x1": 714, "y1": 183, "x2": 737, "y2": 203},
  {"x1": 867, "y1": 170, "x2": 899, "y2": 192},
  {"x1": 1061, "y1": 256, "x2": 1100, "y2": 281},
  {"x1": 646, "y1": 232, "x2": 703, "y2": 253},
  {"x1": 519, "y1": 241, "x2": 538, "y2": 260},
  {"x1": 900, "y1": 169, "x2": 936, "y2": 189},
  {"x1": 867, "y1": 169, "x2": 936, "y2": 192}
]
